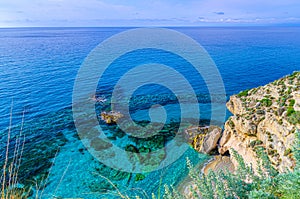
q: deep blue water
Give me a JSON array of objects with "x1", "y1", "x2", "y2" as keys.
[
  {"x1": 1, "y1": 27, "x2": 300, "y2": 128},
  {"x1": 0, "y1": 27, "x2": 300, "y2": 198}
]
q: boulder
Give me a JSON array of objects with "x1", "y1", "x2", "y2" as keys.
[
  {"x1": 184, "y1": 126, "x2": 222, "y2": 154},
  {"x1": 201, "y1": 127, "x2": 222, "y2": 154}
]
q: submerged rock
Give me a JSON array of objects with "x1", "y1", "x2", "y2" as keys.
[
  {"x1": 90, "y1": 137, "x2": 112, "y2": 151},
  {"x1": 100, "y1": 111, "x2": 123, "y2": 124}
]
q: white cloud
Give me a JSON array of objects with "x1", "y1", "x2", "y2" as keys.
[{"x1": 0, "y1": 0, "x2": 300, "y2": 26}]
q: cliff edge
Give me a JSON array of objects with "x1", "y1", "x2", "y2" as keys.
[{"x1": 219, "y1": 71, "x2": 300, "y2": 172}]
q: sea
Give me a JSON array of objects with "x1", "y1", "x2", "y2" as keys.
[{"x1": 0, "y1": 26, "x2": 300, "y2": 198}]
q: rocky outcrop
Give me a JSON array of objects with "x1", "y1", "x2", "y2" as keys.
[
  {"x1": 100, "y1": 111, "x2": 123, "y2": 124},
  {"x1": 219, "y1": 71, "x2": 300, "y2": 173},
  {"x1": 185, "y1": 126, "x2": 222, "y2": 154},
  {"x1": 179, "y1": 72, "x2": 300, "y2": 198}
]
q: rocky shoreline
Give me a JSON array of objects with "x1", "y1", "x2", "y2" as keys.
[{"x1": 179, "y1": 71, "x2": 300, "y2": 195}]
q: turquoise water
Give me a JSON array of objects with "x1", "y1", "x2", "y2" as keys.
[{"x1": 1, "y1": 27, "x2": 300, "y2": 198}]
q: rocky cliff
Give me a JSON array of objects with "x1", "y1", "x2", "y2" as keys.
[{"x1": 219, "y1": 71, "x2": 300, "y2": 172}]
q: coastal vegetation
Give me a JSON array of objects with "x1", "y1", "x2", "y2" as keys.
[{"x1": 164, "y1": 129, "x2": 300, "y2": 199}]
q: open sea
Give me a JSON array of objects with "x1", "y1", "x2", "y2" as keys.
[{"x1": 0, "y1": 27, "x2": 300, "y2": 198}]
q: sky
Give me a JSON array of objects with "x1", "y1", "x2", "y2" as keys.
[{"x1": 1, "y1": 0, "x2": 300, "y2": 27}]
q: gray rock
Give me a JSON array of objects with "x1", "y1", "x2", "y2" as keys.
[
  {"x1": 255, "y1": 102, "x2": 261, "y2": 108},
  {"x1": 201, "y1": 127, "x2": 222, "y2": 154},
  {"x1": 256, "y1": 109, "x2": 265, "y2": 115},
  {"x1": 277, "y1": 107, "x2": 286, "y2": 116}
]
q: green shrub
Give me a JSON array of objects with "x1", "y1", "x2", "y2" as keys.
[
  {"x1": 287, "y1": 87, "x2": 292, "y2": 94},
  {"x1": 250, "y1": 140, "x2": 263, "y2": 148},
  {"x1": 293, "y1": 129, "x2": 300, "y2": 169},
  {"x1": 287, "y1": 107, "x2": 295, "y2": 116},
  {"x1": 289, "y1": 99, "x2": 296, "y2": 107},
  {"x1": 288, "y1": 111, "x2": 300, "y2": 125},
  {"x1": 260, "y1": 98, "x2": 273, "y2": 107},
  {"x1": 284, "y1": 148, "x2": 292, "y2": 156},
  {"x1": 289, "y1": 71, "x2": 300, "y2": 80},
  {"x1": 278, "y1": 97, "x2": 287, "y2": 107},
  {"x1": 237, "y1": 89, "x2": 250, "y2": 97},
  {"x1": 252, "y1": 89, "x2": 258, "y2": 94}
]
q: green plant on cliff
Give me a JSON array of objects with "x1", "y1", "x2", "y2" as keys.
[
  {"x1": 293, "y1": 129, "x2": 300, "y2": 169},
  {"x1": 273, "y1": 129, "x2": 300, "y2": 199},
  {"x1": 260, "y1": 98, "x2": 273, "y2": 107},
  {"x1": 289, "y1": 99, "x2": 296, "y2": 107},
  {"x1": 287, "y1": 99, "x2": 297, "y2": 119},
  {"x1": 249, "y1": 140, "x2": 263, "y2": 148},
  {"x1": 237, "y1": 89, "x2": 250, "y2": 97},
  {"x1": 288, "y1": 111, "x2": 300, "y2": 125}
]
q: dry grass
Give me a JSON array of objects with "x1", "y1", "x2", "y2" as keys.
[
  {"x1": 0, "y1": 105, "x2": 54, "y2": 199},
  {"x1": 0, "y1": 104, "x2": 30, "y2": 199}
]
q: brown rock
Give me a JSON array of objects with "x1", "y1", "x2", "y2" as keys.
[{"x1": 100, "y1": 111, "x2": 123, "y2": 124}]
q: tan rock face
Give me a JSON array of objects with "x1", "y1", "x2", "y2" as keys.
[
  {"x1": 185, "y1": 126, "x2": 222, "y2": 154},
  {"x1": 219, "y1": 71, "x2": 300, "y2": 173}
]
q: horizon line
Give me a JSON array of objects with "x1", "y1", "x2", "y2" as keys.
[{"x1": 1, "y1": 23, "x2": 300, "y2": 29}]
